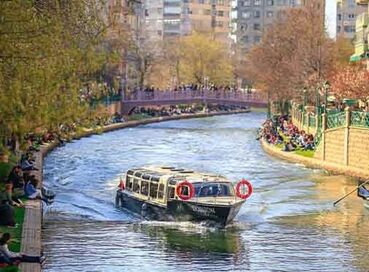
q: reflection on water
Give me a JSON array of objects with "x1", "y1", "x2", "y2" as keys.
[{"x1": 43, "y1": 113, "x2": 369, "y2": 272}]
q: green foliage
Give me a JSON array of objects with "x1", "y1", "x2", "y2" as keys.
[{"x1": 0, "y1": 0, "x2": 113, "y2": 145}]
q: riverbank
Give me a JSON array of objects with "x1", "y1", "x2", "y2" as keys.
[
  {"x1": 260, "y1": 139, "x2": 369, "y2": 180},
  {"x1": 18, "y1": 109, "x2": 250, "y2": 272}
]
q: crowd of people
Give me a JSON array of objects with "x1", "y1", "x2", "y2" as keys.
[
  {"x1": 0, "y1": 137, "x2": 55, "y2": 267},
  {"x1": 260, "y1": 115, "x2": 315, "y2": 152},
  {"x1": 131, "y1": 104, "x2": 248, "y2": 117}
]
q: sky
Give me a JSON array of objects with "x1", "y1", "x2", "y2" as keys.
[{"x1": 326, "y1": 0, "x2": 337, "y2": 37}]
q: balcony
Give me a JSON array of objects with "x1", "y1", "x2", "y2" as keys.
[{"x1": 355, "y1": 0, "x2": 368, "y2": 5}]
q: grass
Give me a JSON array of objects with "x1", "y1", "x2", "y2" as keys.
[
  {"x1": 0, "y1": 206, "x2": 25, "y2": 252},
  {"x1": 294, "y1": 149, "x2": 315, "y2": 158},
  {"x1": 0, "y1": 206, "x2": 25, "y2": 272}
]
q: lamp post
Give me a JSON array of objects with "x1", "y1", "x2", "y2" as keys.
[
  {"x1": 323, "y1": 80, "x2": 329, "y2": 115},
  {"x1": 303, "y1": 88, "x2": 307, "y2": 112},
  {"x1": 267, "y1": 90, "x2": 271, "y2": 119}
]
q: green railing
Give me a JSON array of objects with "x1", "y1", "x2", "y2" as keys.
[
  {"x1": 308, "y1": 115, "x2": 316, "y2": 127},
  {"x1": 350, "y1": 111, "x2": 369, "y2": 128},
  {"x1": 327, "y1": 112, "x2": 346, "y2": 129}
]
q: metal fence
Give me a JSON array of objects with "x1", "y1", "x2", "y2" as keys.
[{"x1": 350, "y1": 111, "x2": 369, "y2": 128}]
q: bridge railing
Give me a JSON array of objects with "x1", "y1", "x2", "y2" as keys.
[{"x1": 124, "y1": 89, "x2": 266, "y2": 103}]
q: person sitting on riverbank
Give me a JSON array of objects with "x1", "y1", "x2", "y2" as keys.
[
  {"x1": 0, "y1": 183, "x2": 23, "y2": 208},
  {"x1": 24, "y1": 178, "x2": 53, "y2": 205},
  {"x1": 284, "y1": 139, "x2": 297, "y2": 152},
  {"x1": 20, "y1": 153, "x2": 38, "y2": 171},
  {"x1": 0, "y1": 191, "x2": 16, "y2": 227},
  {"x1": 7, "y1": 166, "x2": 24, "y2": 189},
  {"x1": 0, "y1": 233, "x2": 45, "y2": 265}
]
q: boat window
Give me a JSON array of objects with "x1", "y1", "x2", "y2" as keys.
[
  {"x1": 127, "y1": 170, "x2": 134, "y2": 176},
  {"x1": 168, "y1": 178, "x2": 177, "y2": 185},
  {"x1": 133, "y1": 178, "x2": 140, "y2": 193},
  {"x1": 194, "y1": 183, "x2": 234, "y2": 197},
  {"x1": 151, "y1": 176, "x2": 160, "y2": 182},
  {"x1": 142, "y1": 174, "x2": 151, "y2": 180},
  {"x1": 168, "y1": 187, "x2": 175, "y2": 199},
  {"x1": 126, "y1": 176, "x2": 134, "y2": 191},
  {"x1": 157, "y1": 184, "x2": 165, "y2": 199},
  {"x1": 141, "y1": 180, "x2": 149, "y2": 196},
  {"x1": 150, "y1": 183, "x2": 158, "y2": 198},
  {"x1": 134, "y1": 172, "x2": 142, "y2": 178}
]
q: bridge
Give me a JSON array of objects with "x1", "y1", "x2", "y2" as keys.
[{"x1": 120, "y1": 89, "x2": 267, "y2": 114}]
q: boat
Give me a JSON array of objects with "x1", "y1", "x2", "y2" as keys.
[
  {"x1": 115, "y1": 166, "x2": 253, "y2": 227},
  {"x1": 357, "y1": 184, "x2": 369, "y2": 209}
]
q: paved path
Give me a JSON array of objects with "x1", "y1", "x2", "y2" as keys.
[{"x1": 19, "y1": 143, "x2": 57, "y2": 272}]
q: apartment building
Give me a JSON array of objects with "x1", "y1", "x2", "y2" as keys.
[
  {"x1": 144, "y1": 0, "x2": 231, "y2": 42},
  {"x1": 337, "y1": 0, "x2": 367, "y2": 39},
  {"x1": 236, "y1": 0, "x2": 303, "y2": 52},
  {"x1": 350, "y1": 0, "x2": 369, "y2": 62}
]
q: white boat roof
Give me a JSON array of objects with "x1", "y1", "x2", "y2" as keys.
[{"x1": 126, "y1": 166, "x2": 231, "y2": 183}]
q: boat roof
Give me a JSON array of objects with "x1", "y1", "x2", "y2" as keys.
[{"x1": 126, "y1": 166, "x2": 231, "y2": 184}]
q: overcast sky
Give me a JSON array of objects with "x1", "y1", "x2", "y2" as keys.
[{"x1": 326, "y1": 0, "x2": 336, "y2": 37}]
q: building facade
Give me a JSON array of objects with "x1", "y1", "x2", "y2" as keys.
[
  {"x1": 236, "y1": 0, "x2": 303, "y2": 52},
  {"x1": 337, "y1": 0, "x2": 367, "y2": 39},
  {"x1": 144, "y1": 0, "x2": 231, "y2": 43},
  {"x1": 350, "y1": 0, "x2": 369, "y2": 63}
]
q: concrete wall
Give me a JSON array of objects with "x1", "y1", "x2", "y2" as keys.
[
  {"x1": 347, "y1": 128, "x2": 369, "y2": 170},
  {"x1": 324, "y1": 128, "x2": 345, "y2": 165},
  {"x1": 314, "y1": 113, "x2": 369, "y2": 174}
]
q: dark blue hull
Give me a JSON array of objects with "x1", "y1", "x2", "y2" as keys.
[{"x1": 116, "y1": 190, "x2": 243, "y2": 227}]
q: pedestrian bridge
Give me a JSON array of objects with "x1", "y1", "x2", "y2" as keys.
[{"x1": 121, "y1": 90, "x2": 267, "y2": 114}]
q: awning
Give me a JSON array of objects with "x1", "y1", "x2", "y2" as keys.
[{"x1": 350, "y1": 54, "x2": 362, "y2": 62}]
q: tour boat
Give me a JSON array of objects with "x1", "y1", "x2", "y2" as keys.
[
  {"x1": 357, "y1": 185, "x2": 369, "y2": 209},
  {"x1": 115, "y1": 166, "x2": 253, "y2": 227}
]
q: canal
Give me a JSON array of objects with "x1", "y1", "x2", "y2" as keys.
[{"x1": 43, "y1": 113, "x2": 369, "y2": 272}]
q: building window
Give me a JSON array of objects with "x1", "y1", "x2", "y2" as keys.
[
  {"x1": 218, "y1": 10, "x2": 224, "y2": 17},
  {"x1": 254, "y1": 0, "x2": 261, "y2": 5},
  {"x1": 242, "y1": 11, "x2": 251, "y2": 19},
  {"x1": 243, "y1": 0, "x2": 252, "y2": 6},
  {"x1": 254, "y1": 35, "x2": 261, "y2": 43},
  {"x1": 266, "y1": 0, "x2": 274, "y2": 5},
  {"x1": 254, "y1": 10, "x2": 260, "y2": 18},
  {"x1": 253, "y1": 23, "x2": 261, "y2": 30}
]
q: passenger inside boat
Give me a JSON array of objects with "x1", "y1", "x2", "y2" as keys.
[{"x1": 195, "y1": 183, "x2": 234, "y2": 197}]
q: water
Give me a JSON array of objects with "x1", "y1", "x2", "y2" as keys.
[{"x1": 42, "y1": 113, "x2": 369, "y2": 272}]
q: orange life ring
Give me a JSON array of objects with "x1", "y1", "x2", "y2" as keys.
[
  {"x1": 236, "y1": 179, "x2": 253, "y2": 199},
  {"x1": 176, "y1": 180, "x2": 195, "y2": 201}
]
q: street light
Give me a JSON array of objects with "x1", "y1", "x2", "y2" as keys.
[
  {"x1": 323, "y1": 80, "x2": 330, "y2": 114},
  {"x1": 303, "y1": 87, "x2": 307, "y2": 113}
]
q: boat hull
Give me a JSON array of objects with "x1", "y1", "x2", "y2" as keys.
[{"x1": 116, "y1": 190, "x2": 244, "y2": 227}]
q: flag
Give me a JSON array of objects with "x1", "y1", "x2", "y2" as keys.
[{"x1": 118, "y1": 177, "x2": 125, "y2": 190}]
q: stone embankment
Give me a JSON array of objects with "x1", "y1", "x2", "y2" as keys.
[
  {"x1": 19, "y1": 109, "x2": 250, "y2": 272},
  {"x1": 260, "y1": 139, "x2": 369, "y2": 180}
]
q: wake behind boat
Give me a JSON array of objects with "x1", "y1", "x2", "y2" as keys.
[{"x1": 115, "y1": 166, "x2": 253, "y2": 227}]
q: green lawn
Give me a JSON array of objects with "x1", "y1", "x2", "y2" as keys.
[
  {"x1": 0, "y1": 206, "x2": 24, "y2": 272},
  {"x1": 0, "y1": 206, "x2": 25, "y2": 252},
  {"x1": 294, "y1": 149, "x2": 315, "y2": 158}
]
